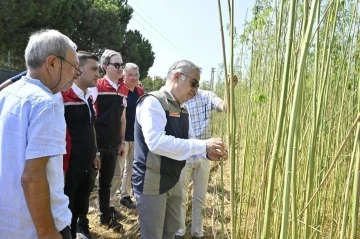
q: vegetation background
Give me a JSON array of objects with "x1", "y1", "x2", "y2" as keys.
[{"x1": 2, "y1": 0, "x2": 360, "y2": 238}]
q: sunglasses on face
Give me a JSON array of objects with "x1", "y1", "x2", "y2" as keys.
[
  {"x1": 108, "y1": 62, "x2": 125, "y2": 70},
  {"x1": 180, "y1": 72, "x2": 200, "y2": 88}
]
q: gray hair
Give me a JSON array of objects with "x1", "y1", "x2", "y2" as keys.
[
  {"x1": 124, "y1": 62, "x2": 139, "y2": 76},
  {"x1": 166, "y1": 60, "x2": 202, "y2": 81},
  {"x1": 25, "y1": 29, "x2": 77, "y2": 69},
  {"x1": 100, "y1": 49, "x2": 121, "y2": 73}
]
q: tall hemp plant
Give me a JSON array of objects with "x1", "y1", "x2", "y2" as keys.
[{"x1": 214, "y1": 0, "x2": 360, "y2": 238}]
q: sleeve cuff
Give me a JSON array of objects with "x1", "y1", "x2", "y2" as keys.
[{"x1": 190, "y1": 139, "x2": 206, "y2": 155}]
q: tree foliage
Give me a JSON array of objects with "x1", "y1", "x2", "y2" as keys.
[
  {"x1": 0, "y1": 0, "x2": 155, "y2": 76},
  {"x1": 141, "y1": 76, "x2": 165, "y2": 92},
  {"x1": 70, "y1": 0, "x2": 132, "y2": 54},
  {"x1": 120, "y1": 30, "x2": 155, "y2": 79},
  {"x1": 0, "y1": 1, "x2": 75, "y2": 44},
  {"x1": 0, "y1": 0, "x2": 75, "y2": 66}
]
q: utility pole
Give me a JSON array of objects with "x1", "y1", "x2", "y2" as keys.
[{"x1": 210, "y1": 67, "x2": 215, "y2": 91}]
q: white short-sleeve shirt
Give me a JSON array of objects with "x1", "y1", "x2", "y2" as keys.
[{"x1": 0, "y1": 76, "x2": 71, "y2": 238}]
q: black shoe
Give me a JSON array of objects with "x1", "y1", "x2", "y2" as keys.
[
  {"x1": 77, "y1": 225, "x2": 92, "y2": 239},
  {"x1": 99, "y1": 217, "x2": 123, "y2": 232},
  {"x1": 192, "y1": 237, "x2": 205, "y2": 239},
  {"x1": 109, "y1": 206, "x2": 123, "y2": 220},
  {"x1": 120, "y1": 196, "x2": 137, "y2": 209}
]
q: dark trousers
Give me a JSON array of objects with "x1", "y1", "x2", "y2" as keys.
[
  {"x1": 64, "y1": 170, "x2": 91, "y2": 238},
  {"x1": 89, "y1": 167, "x2": 98, "y2": 192},
  {"x1": 78, "y1": 167, "x2": 98, "y2": 226},
  {"x1": 60, "y1": 226, "x2": 72, "y2": 239},
  {"x1": 98, "y1": 146, "x2": 118, "y2": 218}
]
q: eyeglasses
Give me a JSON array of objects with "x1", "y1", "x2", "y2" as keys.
[
  {"x1": 56, "y1": 55, "x2": 82, "y2": 78},
  {"x1": 180, "y1": 72, "x2": 200, "y2": 88},
  {"x1": 109, "y1": 62, "x2": 125, "y2": 70},
  {"x1": 124, "y1": 73, "x2": 139, "y2": 78}
]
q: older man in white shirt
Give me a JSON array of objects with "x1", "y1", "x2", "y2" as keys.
[
  {"x1": 0, "y1": 29, "x2": 78, "y2": 239},
  {"x1": 132, "y1": 60, "x2": 227, "y2": 239}
]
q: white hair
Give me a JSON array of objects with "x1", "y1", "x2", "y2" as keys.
[
  {"x1": 25, "y1": 29, "x2": 77, "y2": 69},
  {"x1": 166, "y1": 60, "x2": 202, "y2": 81},
  {"x1": 124, "y1": 62, "x2": 139, "y2": 76}
]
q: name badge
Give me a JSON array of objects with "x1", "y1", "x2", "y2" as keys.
[{"x1": 169, "y1": 111, "x2": 180, "y2": 117}]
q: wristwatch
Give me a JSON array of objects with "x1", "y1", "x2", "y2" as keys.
[{"x1": 96, "y1": 152, "x2": 100, "y2": 156}]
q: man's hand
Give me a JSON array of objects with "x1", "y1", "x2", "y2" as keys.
[
  {"x1": 21, "y1": 157, "x2": 59, "y2": 238},
  {"x1": 205, "y1": 138, "x2": 226, "y2": 161},
  {"x1": 93, "y1": 155, "x2": 101, "y2": 170},
  {"x1": 118, "y1": 143, "x2": 125, "y2": 157},
  {"x1": 39, "y1": 231, "x2": 62, "y2": 239},
  {"x1": 207, "y1": 150, "x2": 228, "y2": 161},
  {"x1": 227, "y1": 74, "x2": 238, "y2": 87}
]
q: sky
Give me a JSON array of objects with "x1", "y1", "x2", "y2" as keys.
[{"x1": 127, "y1": 0, "x2": 255, "y2": 82}]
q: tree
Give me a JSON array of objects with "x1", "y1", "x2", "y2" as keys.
[
  {"x1": 0, "y1": 0, "x2": 75, "y2": 66},
  {"x1": 69, "y1": 0, "x2": 133, "y2": 54},
  {"x1": 200, "y1": 81, "x2": 213, "y2": 91},
  {"x1": 141, "y1": 76, "x2": 153, "y2": 92},
  {"x1": 152, "y1": 76, "x2": 165, "y2": 90},
  {"x1": 120, "y1": 30, "x2": 155, "y2": 79},
  {"x1": 0, "y1": 0, "x2": 155, "y2": 76},
  {"x1": 141, "y1": 75, "x2": 165, "y2": 92}
]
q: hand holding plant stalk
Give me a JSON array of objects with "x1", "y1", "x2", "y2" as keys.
[
  {"x1": 205, "y1": 138, "x2": 226, "y2": 161},
  {"x1": 227, "y1": 74, "x2": 238, "y2": 88}
]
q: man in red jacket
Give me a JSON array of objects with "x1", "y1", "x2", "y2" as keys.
[
  {"x1": 90, "y1": 49, "x2": 128, "y2": 232},
  {"x1": 60, "y1": 51, "x2": 101, "y2": 239},
  {"x1": 110, "y1": 63, "x2": 144, "y2": 210}
]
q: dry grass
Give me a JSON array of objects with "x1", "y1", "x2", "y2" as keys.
[{"x1": 88, "y1": 160, "x2": 232, "y2": 239}]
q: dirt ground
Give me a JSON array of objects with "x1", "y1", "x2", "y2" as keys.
[{"x1": 87, "y1": 160, "x2": 231, "y2": 239}]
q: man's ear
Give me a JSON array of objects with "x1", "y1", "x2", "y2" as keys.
[
  {"x1": 173, "y1": 71, "x2": 181, "y2": 82},
  {"x1": 46, "y1": 55, "x2": 58, "y2": 74}
]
